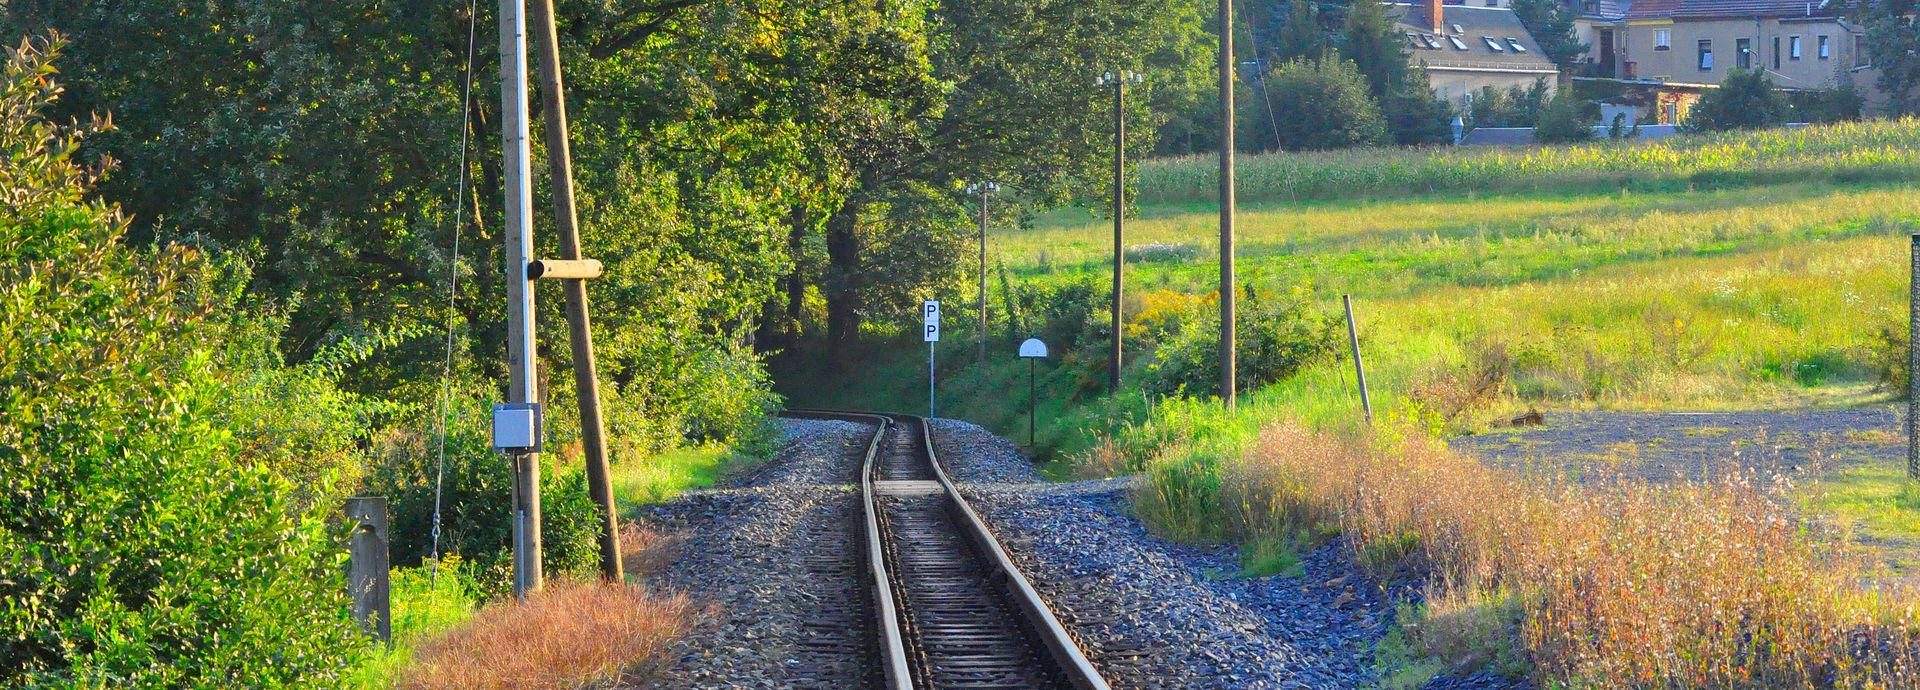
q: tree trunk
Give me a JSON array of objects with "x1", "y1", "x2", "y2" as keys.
[{"x1": 823, "y1": 197, "x2": 865, "y2": 368}]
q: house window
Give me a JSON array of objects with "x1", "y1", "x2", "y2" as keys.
[
  {"x1": 1736, "y1": 38, "x2": 1752, "y2": 68},
  {"x1": 1854, "y1": 34, "x2": 1869, "y2": 68},
  {"x1": 1699, "y1": 40, "x2": 1713, "y2": 70},
  {"x1": 1654, "y1": 30, "x2": 1671, "y2": 51},
  {"x1": 1484, "y1": 36, "x2": 1505, "y2": 52},
  {"x1": 1818, "y1": 35, "x2": 1830, "y2": 59},
  {"x1": 1790, "y1": 36, "x2": 1802, "y2": 60},
  {"x1": 1773, "y1": 36, "x2": 1781, "y2": 69},
  {"x1": 1448, "y1": 35, "x2": 1470, "y2": 50},
  {"x1": 1506, "y1": 37, "x2": 1528, "y2": 52}
]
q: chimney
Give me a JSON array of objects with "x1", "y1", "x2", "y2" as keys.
[{"x1": 1426, "y1": 0, "x2": 1445, "y2": 34}]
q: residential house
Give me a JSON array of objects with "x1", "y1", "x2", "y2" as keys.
[
  {"x1": 1393, "y1": 0, "x2": 1563, "y2": 106},
  {"x1": 1569, "y1": 0, "x2": 1882, "y2": 122}
]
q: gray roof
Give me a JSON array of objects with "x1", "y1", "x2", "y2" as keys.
[
  {"x1": 1621, "y1": 0, "x2": 1835, "y2": 19},
  {"x1": 1391, "y1": 5, "x2": 1561, "y2": 75}
]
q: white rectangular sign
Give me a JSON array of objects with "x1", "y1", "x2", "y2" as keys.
[{"x1": 923, "y1": 300, "x2": 941, "y2": 342}]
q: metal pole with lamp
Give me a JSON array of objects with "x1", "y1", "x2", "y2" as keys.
[{"x1": 1019, "y1": 338, "x2": 1048, "y2": 447}]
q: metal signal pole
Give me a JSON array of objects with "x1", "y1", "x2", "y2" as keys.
[
  {"x1": 1218, "y1": 0, "x2": 1237, "y2": 410},
  {"x1": 531, "y1": 0, "x2": 621, "y2": 582},
  {"x1": 499, "y1": 0, "x2": 543, "y2": 599}
]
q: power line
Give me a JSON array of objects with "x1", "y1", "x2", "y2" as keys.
[{"x1": 430, "y1": 0, "x2": 480, "y2": 584}]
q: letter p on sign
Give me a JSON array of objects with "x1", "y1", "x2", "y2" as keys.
[{"x1": 923, "y1": 300, "x2": 941, "y2": 342}]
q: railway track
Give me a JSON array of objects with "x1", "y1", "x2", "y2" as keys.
[{"x1": 784, "y1": 410, "x2": 1110, "y2": 690}]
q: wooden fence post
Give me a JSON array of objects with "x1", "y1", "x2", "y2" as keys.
[{"x1": 346, "y1": 496, "x2": 391, "y2": 643}]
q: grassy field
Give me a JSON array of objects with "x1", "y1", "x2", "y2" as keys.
[{"x1": 783, "y1": 120, "x2": 1920, "y2": 686}]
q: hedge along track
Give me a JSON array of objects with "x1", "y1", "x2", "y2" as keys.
[{"x1": 783, "y1": 410, "x2": 1110, "y2": 690}]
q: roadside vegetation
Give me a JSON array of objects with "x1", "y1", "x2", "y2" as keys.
[{"x1": 792, "y1": 119, "x2": 1920, "y2": 685}]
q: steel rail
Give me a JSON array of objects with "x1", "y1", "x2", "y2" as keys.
[
  {"x1": 786, "y1": 409, "x2": 913, "y2": 690},
  {"x1": 787, "y1": 409, "x2": 1110, "y2": 690}
]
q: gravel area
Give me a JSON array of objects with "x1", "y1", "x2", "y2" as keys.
[
  {"x1": 1453, "y1": 407, "x2": 1904, "y2": 487},
  {"x1": 929, "y1": 418, "x2": 1459, "y2": 690},
  {"x1": 636, "y1": 418, "x2": 876, "y2": 689}
]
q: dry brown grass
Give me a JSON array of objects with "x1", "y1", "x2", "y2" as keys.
[
  {"x1": 399, "y1": 581, "x2": 692, "y2": 690},
  {"x1": 619, "y1": 522, "x2": 681, "y2": 579},
  {"x1": 1223, "y1": 424, "x2": 1920, "y2": 687}
]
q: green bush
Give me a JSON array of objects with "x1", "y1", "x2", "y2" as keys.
[
  {"x1": 1245, "y1": 54, "x2": 1389, "y2": 152},
  {"x1": 0, "y1": 37, "x2": 366, "y2": 684},
  {"x1": 363, "y1": 381, "x2": 606, "y2": 599},
  {"x1": 1141, "y1": 286, "x2": 1345, "y2": 399},
  {"x1": 1688, "y1": 68, "x2": 1788, "y2": 132},
  {"x1": 1533, "y1": 89, "x2": 1598, "y2": 144}
]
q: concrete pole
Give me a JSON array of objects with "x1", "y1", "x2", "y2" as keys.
[
  {"x1": 1219, "y1": 0, "x2": 1237, "y2": 410},
  {"x1": 1111, "y1": 79, "x2": 1125, "y2": 391},
  {"x1": 530, "y1": 0, "x2": 621, "y2": 582},
  {"x1": 500, "y1": 0, "x2": 542, "y2": 599}
]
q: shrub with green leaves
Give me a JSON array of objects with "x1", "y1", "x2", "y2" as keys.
[
  {"x1": 1142, "y1": 286, "x2": 1345, "y2": 399},
  {"x1": 0, "y1": 36, "x2": 367, "y2": 683}
]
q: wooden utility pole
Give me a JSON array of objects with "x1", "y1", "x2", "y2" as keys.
[
  {"x1": 1110, "y1": 74, "x2": 1126, "y2": 392},
  {"x1": 531, "y1": 0, "x2": 622, "y2": 582},
  {"x1": 500, "y1": 0, "x2": 543, "y2": 600},
  {"x1": 1218, "y1": 0, "x2": 1237, "y2": 410},
  {"x1": 978, "y1": 186, "x2": 989, "y2": 365},
  {"x1": 345, "y1": 497, "x2": 390, "y2": 643},
  {"x1": 1909, "y1": 234, "x2": 1918, "y2": 479}
]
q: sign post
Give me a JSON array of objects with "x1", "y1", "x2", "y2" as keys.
[
  {"x1": 925, "y1": 301, "x2": 941, "y2": 418},
  {"x1": 1020, "y1": 338, "x2": 1048, "y2": 448}
]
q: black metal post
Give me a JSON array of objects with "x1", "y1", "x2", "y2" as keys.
[{"x1": 1029, "y1": 357, "x2": 1037, "y2": 448}]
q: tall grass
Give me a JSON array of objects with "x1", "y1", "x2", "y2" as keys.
[
  {"x1": 1134, "y1": 420, "x2": 1920, "y2": 686},
  {"x1": 398, "y1": 582, "x2": 692, "y2": 690},
  {"x1": 1137, "y1": 119, "x2": 1920, "y2": 205}
]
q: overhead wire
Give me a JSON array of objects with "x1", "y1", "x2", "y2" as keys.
[{"x1": 431, "y1": 0, "x2": 481, "y2": 584}]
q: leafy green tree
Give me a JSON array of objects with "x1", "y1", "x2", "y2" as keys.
[
  {"x1": 1245, "y1": 54, "x2": 1389, "y2": 151},
  {"x1": 802, "y1": 0, "x2": 1213, "y2": 360},
  {"x1": 1856, "y1": 0, "x2": 1920, "y2": 115},
  {"x1": 1471, "y1": 80, "x2": 1552, "y2": 128},
  {"x1": 1341, "y1": 0, "x2": 1453, "y2": 145},
  {"x1": 0, "y1": 36, "x2": 365, "y2": 684},
  {"x1": 1275, "y1": 0, "x2": 1329, "y2": 62},
  {"x1": 1512, "y1": 0, "x2": 1587, "y2": 68},
  {"x1": 1534, "y1": 88, "x2": 1598, "y2": 142},
  {"x1": 1687, "y1": 67, "x2": 1788, "y2": 131}
]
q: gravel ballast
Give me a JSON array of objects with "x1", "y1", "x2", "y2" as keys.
[
  {"x1": 640, "y1": 416, "x2": 1516, "y2": 689},
  {"x1": 639, "y1": 418, "x2": 875, "y2": 689}
]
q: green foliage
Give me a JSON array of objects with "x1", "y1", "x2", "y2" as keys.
[
  {"x1": 1470, "y1": 80, "x2": 1552, "y2": 129},
  {"x1": 363, "y1": 382, "x2": 604, "y2": 598},
  {"x1": 1855, "y1": 0, "x2": 1920, "y2": 115},
  {"x1": 1688, "y1": 68, "x2": 1789, "y2": 132},
  {"x1": 1246, "y1": 55, "x2": 1389, "y2": 152},
  {"x1": 1143, "y1": 287, "x2": 1345, "y2": 399},
  {"x1": 0, "y1": 37, "x2": 365, "y2": 684},
  {"x1": 1510, "y1": 0, "x2": 1587, "y2": 68},
  {"x1": 1533, "y1": 88, "x2": 1598, "y2": 143},
  {"x1": 1788, "y1": 81, "x2": 1866, "y2": 124}
]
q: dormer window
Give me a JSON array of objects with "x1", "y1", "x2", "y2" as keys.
[
  {"x1": 1484, "y1": 37, "x2": 1505, "y2": 52},
  {"x1": 1506, "y1": 38, "x2": 1528, "y2": 52}
]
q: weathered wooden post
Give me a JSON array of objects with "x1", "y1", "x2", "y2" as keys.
[{"x1": 346, "y1": 497, "x2": 391, "y2": 643}]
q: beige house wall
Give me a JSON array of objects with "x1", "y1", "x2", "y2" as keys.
[
  {"x1": 1429, "y1": 68, "x2": 1560, "y2": 103},
  {"x1": 1615, "y1": 17, "x2": 1867, "y2": 90}
]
